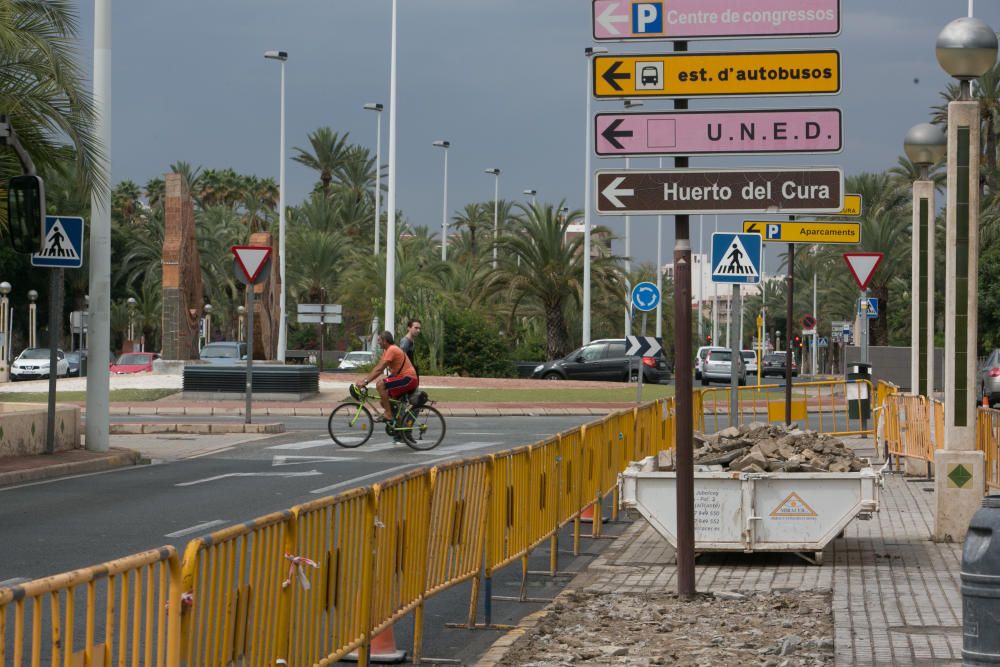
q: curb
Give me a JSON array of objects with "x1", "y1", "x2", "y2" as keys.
[
  {"x1": 0, "y1": 447, "x2": 142, "y2": 487},
  {"x1": 105, "y1": 406, "x2": 624, "y2": 418},
  {"x1": 109, "y1": 423, "x2": 285, "y2": 435},
  {"x1": 476, "y1": 590, "x2": 575, "y2": 667}
]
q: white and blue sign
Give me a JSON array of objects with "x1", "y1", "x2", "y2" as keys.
[
  {"x1": 31, "y1": 216, "x2": 84, "y2": 268},
  {"x1": 631, "y1": 281, "x2": 660, "y2": 312},
  {"x1": 858, "y1": 297, "x2": 878, "y2": 319},
  {"x1": 818, "y1": 337, "x2": 829, "y2": 348},
  {"x1": 632, "y1": 2, "x2": 663, "y2": 33},
  {"x1": 711, "y1": 232, "x2": 761, "y2": 284}
]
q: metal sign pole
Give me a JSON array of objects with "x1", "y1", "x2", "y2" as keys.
[
  {"x1": 730, "y1": 284, "x2": 740, "y2": 428},
  {"x1": 45, "y1": 268, "x2": 62, "y2": 454},
  {"x1": 785, "y1": 238, "x2": 795, "y2": 426},
  {"x1": 245, "y1": 290, "x2": 254, "y2": 425},
  {"x1": 862, "y1": 291, "x2": 869, "y2": 364},
  {"x1": 635, "y1": 313, "x2": 647, "y2": 404}
]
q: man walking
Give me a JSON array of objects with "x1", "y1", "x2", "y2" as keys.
[{"x1": 399, "y1": 318, "x2": 421, "y2": 375}]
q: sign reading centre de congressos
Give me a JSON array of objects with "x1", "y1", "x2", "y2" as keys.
[
  {"x1": 592, "y1": 0, "x2": 840, "y2": 42},
  {"x1": 595, "y1": 167, "x2": 843, "y2": 215},
  {"x1": 593, "y1": 50, "x2": 840, "y2": 99},
  {"x1": 594, "y1": 108, "x2": 842, "y2": 157},
  {"x1": 743, "y1": 220, "x2": 861, "y2": 244}
]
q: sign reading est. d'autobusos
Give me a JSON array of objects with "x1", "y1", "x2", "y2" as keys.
[{"x1": 595, "y1": 167, "x2": 843, "y2": 215}]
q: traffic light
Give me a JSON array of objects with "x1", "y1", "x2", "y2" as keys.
[
  {"x1": 793, "y1": 335, "x2": 802, "y2": 348},
  {"x1": 706, "y1": 335, "x2": 712, "y2": 344},
  {"x1": 6, "y1": 174, "x2": 44, "y2": 254}
]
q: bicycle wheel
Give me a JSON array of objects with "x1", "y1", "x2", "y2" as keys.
[
  {"x1": 328, "y1": 402, "x2": 374, "y2": 448},
  {"x1": 402, "y1": 405, "x2": 446, "y2": 451}
]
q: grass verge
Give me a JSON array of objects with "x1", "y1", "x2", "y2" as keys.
[
  {"x1": 0, "y1": 389, "x2": 179, "y2": 403},
  {"x1": 422, "y1": 385, "x2": 675, "y2": 403}
]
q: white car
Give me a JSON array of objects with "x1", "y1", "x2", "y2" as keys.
[
  {"x1": 11, "y1": 348, "x2": 70, "y2": 381},
  {"x1": 338, "y1": 351, "x2": 375, "y2": 370},
  {"x1": 695, "y1": 346, "x2": 727, "y2": 380},
  {"x1": 741, "y1": 350, "x2": 758, "y2": 375}
]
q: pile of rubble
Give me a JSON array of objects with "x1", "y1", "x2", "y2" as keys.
[{"x1": 659, "y1": 422, "x2": 868, "y2": 473}]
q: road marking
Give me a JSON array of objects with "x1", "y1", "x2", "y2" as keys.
[
  {"x1": 267, "y1": 439, "x2": 331, "y2": 451},
  {"x1": 0, "y1": 577, "x2": 30, "y2": 588},
  {"x1": 271, "y1": 455, "x2": 351, "y2": 467},
  {"x1": 165, "y1": 520, "x2": 228, "y2": 538},
  {"x1": 176, "y1": 470, "x2": 322, "y2": 487},
  {"x1": 184, "y1": 446, "x2": 235, "y2": 459}
]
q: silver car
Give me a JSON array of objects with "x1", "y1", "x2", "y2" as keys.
[
  {"x1": 978, "y1": 350, "x2": 1000, "y2": 406},
  {"x1": 701, "y1": 349, "x2": 747, "y2": 386}
]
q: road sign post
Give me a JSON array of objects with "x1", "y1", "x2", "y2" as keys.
[
  {"x1": 629, "y1": 283, "x2": 659, "y2": 400},
  {"x1": 233, "y1": 246, "x2": 273, "y2": 424},
  {"x1": 626, "y1": 334, "x2": 661, "y2": 403}
]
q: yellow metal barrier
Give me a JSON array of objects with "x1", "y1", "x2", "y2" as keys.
[
  {"x1": 882, "y1": 394, "x2": 935, "y2": 467},
  {"x1": 0, "y1": 547, "x2": 180, "y2": 667},
  {"x1": 978, "y1": 407, "x2": 1000, "y2": 492},
  {"x1": 697, "y1": 379, "x2": 875, "y2": 437}
]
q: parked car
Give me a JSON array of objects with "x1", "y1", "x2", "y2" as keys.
[
  {"x1": 110, "y1": 352, "x2": 161, "y2": 374},
  {"x1": 762, "y1": 352, "x2": 798, "y2": 378},
  {"x1": 10, "y1": 348, "x2": 69, "y2": 381},
  {"x1": 338, "y1": 350, "x2": 376, "y2": 370},
  {"x1": 978, "y1": 349, "x2": 1000, "y2": 406},
  {"x1": 199, "y1": 341, "x2": 247, "y2": 365},
  {"x1": 741, "y1": 350, "x2": 758, "y2": 376},
  {"x1": 531, "y1": 338, "x2": 669, "y2": 384},
  {"x1": 65, "y1": 350, "x2": 87, "y2": 377},
  {"x1": 701, "y1": 349, "x2": 746, "y2": 386},
  {"x1": 695, "y1": 346, "x2": 727, "y2": 380}
]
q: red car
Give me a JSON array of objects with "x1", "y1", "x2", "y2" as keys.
[{"x1": 110, "y1": 352, "x2": 160, "y2": 374}]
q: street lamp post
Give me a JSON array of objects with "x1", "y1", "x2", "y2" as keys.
[
  {"x1": 522, "y1": 189, "x2": 537, "y2": 207},
  {"x1": 238, "y1": 305, "x2": 246, "y2": 341},
  {"x1": 126, "y1": 296, "x2": 137, "y2": 347},
  {"x1": 384, "y1": 0, "x2": 399, "y2": 335},
  {"x1": 364, "y1": 103, "x2": 384, "y2": 256},
  {"x1": 433, "y1": 140, "x2": 450, "y2": 261},
  {"x1": 622, "y1": 101, "x2": 642, "y2": 337},
  {"x1": 27, "y1": 289, "x2": 37, "y2": 350},
  {"x1": 264, "y1": 50, "x2": 288, "y2": 363},
  {"x1": 583, "y1": 46, "x2": 608, "y2": 346},
  {"x1": 0, "y1": 282, "x2": 10, "y2": 376},
  {"x1": 485, "y1": 168, "x2": 501, "y2": 269},
  {"x1": 903, "y1": 123, "x2": 946, "y2": 398},
  {"x1": 203, "y1": 303, "x2": 213, "y2": 346},
  {"x1": 933, "y1": 16, "x2": 997, "y2": 541}
]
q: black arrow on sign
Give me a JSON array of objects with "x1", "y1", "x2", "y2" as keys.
[
  {"x1": 602, "y1": 61, "x2": 630, "y2": 91},
  {"x1": 601, "y1": 118, "x2": 634, "y2": 149},
  {"x1": 745, "y1": 223, "x2": 761, "y2": 234}
]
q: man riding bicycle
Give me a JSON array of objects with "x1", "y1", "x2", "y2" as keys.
[{"x1": 355, "y1": 331, "x2": 418, "y2": 422}]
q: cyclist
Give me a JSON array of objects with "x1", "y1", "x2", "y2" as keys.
[{"x1": 355, "y1": 330, "x2": 418, "y2": 422}]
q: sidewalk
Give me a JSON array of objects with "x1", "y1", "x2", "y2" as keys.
[{"x1": 481, "y1": 443, "x2": 964, "y2": 666}]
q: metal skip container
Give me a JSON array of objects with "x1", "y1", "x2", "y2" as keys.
[{"x1": 620, "y1": 457, "x2": 881, "y2": 562}]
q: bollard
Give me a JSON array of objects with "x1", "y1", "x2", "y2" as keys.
[{"x1": 962, "y1": 496, "x2": 1000, "y2": 665}]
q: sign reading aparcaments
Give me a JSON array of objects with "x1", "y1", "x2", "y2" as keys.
[
  {"x1": 592, "y1": 0, "x2": 840, "y2": 41},
  {"x1": 595, "y1": 168, "x2": 843, "y2": 215}
]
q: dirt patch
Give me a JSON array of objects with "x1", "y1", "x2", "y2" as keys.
[{"x1": 498, "y1": 589, "x2": 834, "y2": 666}]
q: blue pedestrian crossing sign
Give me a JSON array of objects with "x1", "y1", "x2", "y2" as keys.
[
  {"x1": 858, "y1": 297, "x2": 878, "y2": 319},
  {"x1": 31, "y1": 216, "x2": 84, "y2": 268},
  {"x1": 711, "y1": 232, "x2": 761, "y2": 284},
  {"x1": 631, "y1": 281, "x2": 660, "y2": 312}
]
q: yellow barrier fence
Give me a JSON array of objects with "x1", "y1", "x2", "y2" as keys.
[
  {"x1": 698, "y1": 379, "x2": 875, "y2": 437},
  {"x1": 978, "y1": 407, "x2": 1000, "y2": 492},
  {"x1": 0, "y1": 546, "x2": 180, "y2": 667},
  {"x1": 882, "y1": 394, "x2": 936, "y2": 470}
]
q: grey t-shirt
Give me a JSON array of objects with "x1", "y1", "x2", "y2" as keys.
[{"x1": 400, "y1": 336, "x2": 418, "y2": 376}]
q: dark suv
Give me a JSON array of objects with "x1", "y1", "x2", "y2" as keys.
[{"x1": 531, "y1": 338, "x2": 669, "y2": 383}]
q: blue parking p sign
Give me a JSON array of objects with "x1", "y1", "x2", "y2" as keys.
[
  {"x1": 632, "y1": 3, "x2": 663, "y2": 34},
  {"x1": 31, "y1": 216, "x2": 85, "y2": 268}
]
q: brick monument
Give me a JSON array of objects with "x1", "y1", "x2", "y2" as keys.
[
  {"x1": 160, "y1": 174, "x2": 203, "y2": 359},
  {"x1": 248, "y1": 231, "x2": 280, "y2": 360}
]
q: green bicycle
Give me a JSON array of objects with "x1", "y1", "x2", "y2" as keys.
[{"x1": 327, "y1": 385, "x2": 446, "y2": 451}]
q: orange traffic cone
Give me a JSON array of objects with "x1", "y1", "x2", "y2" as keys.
[
  {"x1": 345, "y1": 625, "x2": 407, "y2": 664},
  {"x1": 579, "y1": 502, "x2": 604, "y2": 524},
  {"x1": 984, "y1": 395, "x2": 990, "y2": 409}
]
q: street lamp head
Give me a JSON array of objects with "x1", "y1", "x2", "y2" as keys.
[
  {"x1": 27, "y1": 289, "x2": 37, "y2": 302},
  {"x1": 523, "y1": 189, "x2": 537, "y2": 196},
  {"x1": 363, "y1": 102, "x2": 383, "y2": 112},
  {"x1": 432, "y1": 140, "x2": 450, "y2": 148},
  {"x1": 484, "y1": 168, "x2": 501, "y2": 176},
  {"x1": 203, "y1": 303, "x2": 213, "y2": 314},
  {"x1": 936, "y1": 17, "x2": 997, "y2": 80},
  {"x1": 903, "y1": 123, "x2": 948, "y2": 167},
  {"x1": 127, "y1": 297, "x2": 137, "y2": 307},
  {"x1": 264, "y1": 50, "x2": 288, "y2": 62},
  {"x1": 0, "y1": 282, "x2": 11, "y2": 296},
  {"x1": 238, "y1": 305, "x2": 246, "y2": 315},
  {"x1": 585, "y1": 47, "x2": 608, "y2": 57}
]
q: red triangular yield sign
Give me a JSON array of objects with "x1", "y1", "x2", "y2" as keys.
[
  {"x1": 842, "y1": 252, "x2": 883, "y2": 290},
  {"x1": 232, "y1": 245, "x2": 272, "y2": 283}
]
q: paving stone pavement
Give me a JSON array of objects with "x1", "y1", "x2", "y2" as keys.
[{"x1": 567, "y1": 473, "x2": 962, "y2": 666}]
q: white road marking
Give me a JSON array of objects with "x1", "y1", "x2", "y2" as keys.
[
  {"x1": 271, "y1": 455, "x2": 351, "y2": 467},
  {"x1": 267, "y1": 439, "x2": 332, "y2": 451},
  {"x1": 184, "y1": 446, "x2": 235, "y2": 459},
  {"x1": 176, "y1": 470, "x2": 322, "y2": 487},
  {"x1": 165, "y1": 520, "x2": 227, "y2": 538}
]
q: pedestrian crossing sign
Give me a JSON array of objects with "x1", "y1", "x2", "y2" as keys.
[
  {"x1": 711, "y1": 232, "x2": 761, "y2": 284},
  {"x1": 31, "y1": 216, "x2": 84, "y2": 268}
]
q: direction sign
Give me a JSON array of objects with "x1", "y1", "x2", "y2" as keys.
[
  {"x1": 711, "y1": 232, "x2": 762, "y2": 284},
  {"x1": 592, "y1": 51, "x2": 840, "y2": 99},
  {"x1": 818, "y1": 337, "x2": 829, "y2": 348},
  {"x1": 832, "y1": 194, "x2": 862, "y2": 216},
  {"x1": 631, "y1": 281, "x2": 660, "y2": 312},
  {"x1": 232, "y1": 246, "x2": 272, "y2": 284},
  {"x1": 595, "y1": 168, "x2": 843, "y2": 215},
  {"x1": 31, "y1": 216, "x2": 84, "y2": 268},
  {"x1": 594, "y1": 109, "x2": 842, "y2": 158},
  {"x1": 743, "y1": 219, "x2": 860, "y2": 244},
  {"x1": 625, "y1": 335, "x2": 662, "y2": 358},
  {"x1": 592, "y1": 0, "x2": 841, "y2": 42},
  {"x1": 843, "y1": 253, "x2": 883, "y2": 291}
]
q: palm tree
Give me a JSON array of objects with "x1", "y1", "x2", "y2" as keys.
[
  {"x1": 451, "y1": 203, "x2": 491, "y2": 257},
  {"x1": 494, "y1": 202, "x2": 624, "y2": 359},
  {"x1": 111, "y1": 180, "x2": 144, "y2": 226},
  {"x1": 0, "y1": 0, "x2": 103, "y2": 198},
  {"x1": 292, "y1": 128, "x2": 351, "y2": 194}
]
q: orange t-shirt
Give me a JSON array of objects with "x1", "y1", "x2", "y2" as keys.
[{"x1": 382, "y1": 345, "x2": 417, "y2": 380}]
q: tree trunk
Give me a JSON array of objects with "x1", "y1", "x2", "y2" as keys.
[{"x1": 544, "y1": 301, "x2": 570, "y2": 360}]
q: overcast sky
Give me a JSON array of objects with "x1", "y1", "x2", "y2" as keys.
[{"x1": 72, "y1": 0, "x2": 1000, "y2": 270}]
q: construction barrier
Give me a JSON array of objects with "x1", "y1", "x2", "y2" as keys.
[
  {"x1": 697, "y1": 379, "x2": 876, "y2": 437},
  {"x1": 978, "y1": 407, "x2": 1000, "y2": 493},
  {"x1": 0, "y1": 401, "x2": 680, "y2": 665},
  {"x1": 881, "y1": 394, "x2": 936, "y2": 471}
]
